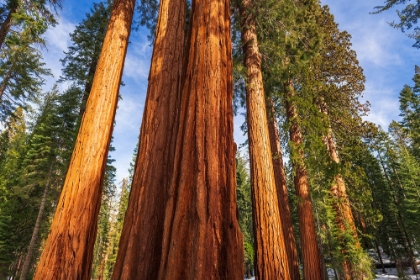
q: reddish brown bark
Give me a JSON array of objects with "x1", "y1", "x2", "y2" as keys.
[
  {"x1": 155, "y1": 0, "x2": 244, "y2": 277},
  {"x1": 239, "y1": 2, "x2": 291, "y2": 279},
  {"x1": 285, "y1": 81, "x2": 324, "y2": 280},
  {"x1": 0, "y1": 3, "x2": 18, "y2": 50},
  {"x1": 33, "y1": 1, "x2": 134, "y2": 279},
  {"x1": 111, "y1": 0, "x2": 185, "y2": 277},
  {"x1": 319, "y1": 102, "x2": 361, "y2": 279},
  {"x1": 266, "y1": 98, "x2": 300, "y2": 279}
]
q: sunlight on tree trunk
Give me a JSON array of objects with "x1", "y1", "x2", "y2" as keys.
[
  {"x1": 285, "y1": 81, "x2": 324, "y2": 280},
  {"x1": 240, "y1": 0, "x2": 291, "y2": 278},
  {"x1": 266, "y1": 98, "x2": 300, "y2": 279},
  {"x1": 33, "y1": 0, "x2": 134, "y2": 278},
  {"x1": 111, "y1": 0, "x2": 185, "y2": 277},
  {"x1": 156, "y1": 0, "x2": 244, "y2": 276}
]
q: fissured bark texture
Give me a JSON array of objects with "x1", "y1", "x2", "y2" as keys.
[
  {"x1": 156, "y1": 0, "x2": 244, "y2": 277},
  {"x1": 267, "y1": 99, "x2": 300, "y2": 279},
  {"x1": 111, "y1": 0, "x2": 185, "y2": 278},
  {"x1": 240, "y1": 1, "x2": 291, "y2": 278},
  {"x1": 33, "y1": 0, "x2": 134, "y2": 279},
  {"x1": 285, "y1": 82, "x2": 324, "y2": 280}
]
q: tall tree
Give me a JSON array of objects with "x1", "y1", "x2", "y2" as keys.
[
  {"x1": 266, "y1": 98, "x2": 300, "y2": 279},
  {"x1": 17, "y1": 90, "x2": 60, "y2": 280},
  {"x1": 0, "y1": 107, "x2": 27, "y2": 278},
  {"x1": 256, "y1": 0, "x2": 324, "y2": 277},
  {"x1": 111, "y1": 0, "x2": 186, "y2": 276},
  {"x1": 309, "y1": 6, "x2": 371, "y2": 278},
  {"x1": 398, "y1": 67, "x2": 420, "y2": 160},
  {"x1": 0, "y1": 0, "x2": 59, "y2": 50},
  {"x1": 374, "y1": 0, "x2": 420, "y2": 47},
  {"x1": 236, "y1": 153, "x2": 254, "y2": 278},
  {"x1": 239, "y1": 0, "x2": 291, "y2": 277},
  {"x1": 0, "y1": 24, "x2": 51, "y2": 121},
  {"x1": 156, "y1": 0, "x2": 244, "y2": 276},
  {"x1": 33, "y1": 0, "x2": 135, "y2": 278},
  {"x1": 59, "y1": 1, "x2": 111, "y2": 117},
  {"x1": 285, "y1": 81, "x2": 324, "y2": 280}
]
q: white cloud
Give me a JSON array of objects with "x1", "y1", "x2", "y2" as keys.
[
  {"x1": 322, "y1": 0, "x2": 418, "y2": 131},
  {"x1": 123, "y1": 35, "x2": 153, "y2": 81},
  {"x1": 112, "y1": 72, "x2": 148, "y2": 182},
  {"x1": 42, "y1": 16, "x2": 76, "y2": 90}
]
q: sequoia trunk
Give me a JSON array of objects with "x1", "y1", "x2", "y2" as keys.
[
  {"x1": 320, "y1": 103, "x2": 360, "y2": 279},
  {"x1": 285, "y1": 81, "x2": 324, "y2": 280},
  {"x1": 240, "y1": 1, "x2": 291, "y2": 278},
  {"x1": 111, "y1": 0, "x2": 185, "y2": 277},
  {"x1": 33, "y1": 0, "x2": 134, "y2": 279},
  {"x1": 156, "y1": 0, "x2": 244, "y2": 277},
  {"x1": 266, "y1": 98, "x2": 300, "y2": 279}
]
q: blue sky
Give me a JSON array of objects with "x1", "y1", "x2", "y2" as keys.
[{"x1": 41, "y1": 0, "x2": 419, "y2": 184}]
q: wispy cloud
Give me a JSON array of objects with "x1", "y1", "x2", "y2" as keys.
[
  {"x1": 112, "y1": 74, "x2": 148, "y2": 182},
  {"x1": 42, "y1": 16, "x2": 76, "y2": 91},
  {"x1": 123, "y1": 34, "x2": 153, "y2": 81},
  {"x1": 322, "y1": 0, "x2": 418, "y2": 129}
]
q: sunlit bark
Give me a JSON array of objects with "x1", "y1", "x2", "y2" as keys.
[{"x1": 33, "y1": 0, "x2": 134, "y2": 278}]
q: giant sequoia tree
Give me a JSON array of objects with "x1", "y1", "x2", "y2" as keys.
[
  {"x1": 239, "y1": 0, "x2": 291, "y2": 278},
  {"x1": 111, "y1": 0, "x2": 185, "y2": 276},
  {"x1": 114, "y1": 0, "x2": 244, "y2": 277},
  {"x1": 156, "y1": 0, "x2": 244, "y2": 276},
  {"x1": 33, "y1": 0, "x2": 134, "y2": 278}
]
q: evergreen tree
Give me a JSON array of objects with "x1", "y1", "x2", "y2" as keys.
[
  {"x1": 34, "y1": 0, "x2": 135, "y2": 278},
  {"x1": 59, "y1": 1, "x2": 111, "y2": 117},
  {"x1": 0, "y1": 23, "x2": 51, "y2": 121},
  {"x1": 257, "y1": 0, "x2": 324, "y2": 277},
  {"x1": 0, "y1": 107, "x2": 26, "y2": 278},
  {"x1": 0, "y1": 86, "x2": 78, "y2": 279},
  {"x1": 398, "y1": 67, "x2": 420, "y2": 160},
  {"x1": 307, "y1": 6, "x2": 372, "y2": 279},
  {"x1": 239, "y1": 0, "x2": 291, "y2": 276},
  {"x1": 236, "y1": 153, "x2": 254, "y2": 278},
  {"x1": 0, "y1": 0, "x2": 59, "y2": 49},
  {"x1": 374, "y1": 0, "x2": 420, "y2": 47}
]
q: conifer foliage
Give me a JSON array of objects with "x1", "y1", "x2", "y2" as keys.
[{"x1": 1, "y1": 0, "x2": 420, "y2": 279}]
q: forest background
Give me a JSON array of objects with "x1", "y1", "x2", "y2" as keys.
[
  {"x1": 39, "y1": 0, "x2": 418, "y2": 184},
  {"x1": 0, "y1": 0, "x2": 419, "y2": 278}
]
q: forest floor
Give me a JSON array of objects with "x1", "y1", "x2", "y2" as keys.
[
  {"x1": 244, "y1": 255, "x2": 420, "y2": 279},
  {"x1": 244, "y1": 267, "x2": 420, "y2": 279},
  {"x1": 371, "y1": 249, "x2": 420, "y2": 279},
  {"x1": 375, "y1": 267, "x2": 420, "y2": 279}
]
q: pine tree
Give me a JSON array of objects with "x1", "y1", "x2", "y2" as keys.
[
  {"x1": 0, "y1": 23, "x2": 51, "y2": 121},
  {"x1": 373, "y1": 0, "x2": 420, "y2": 47},
  {"x1": 33, "y1": 0, "x2": 135, "y2": 278},
  {"x1": 0, "y1": 107, "x2": 27, "y2": 278},
  {"x1": 398, "y1": 67, "x2": 420, "y2": 160},
  {"x1": 0, "y1": 0, "x2": 59, "y2": 49},
  {"x1": 236, "y1": 153, "x2": 254, "y2": 278},
  {"x1": 369, "y1": 128, "x2": 420, "y2": 275},
  {"x1": 17, "y1": 88, "x2": 62, "y2": 280},
  {"x1": 59, "y1": 1, "x2": 111, "y2": 117}
]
